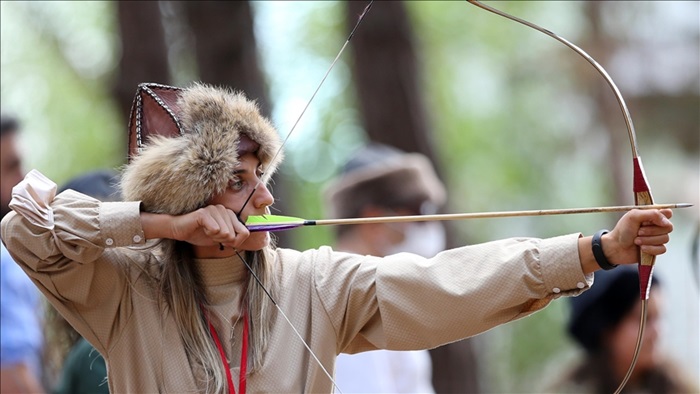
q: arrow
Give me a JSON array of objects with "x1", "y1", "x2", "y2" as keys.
[{"x1": 245, "y1": 203, "x2": 691, "y2": 232}]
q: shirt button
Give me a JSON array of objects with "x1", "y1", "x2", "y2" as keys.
[
  {"x1": 105, "y1": 238, "x2": 114, "y2": 246},
  {"x1": 552, "y1": 287, "x2": 561, "y2": 294},
  {"x1": 133, "y1": 235, "x2": 142, "y2": 243},
  {"x1": 577, "y1": 282, "x2": 585, "y2": 289}
]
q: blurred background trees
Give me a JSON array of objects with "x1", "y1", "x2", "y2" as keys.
[{"x1": 1, "y1": 1, "x2": 698, "y2": 392}]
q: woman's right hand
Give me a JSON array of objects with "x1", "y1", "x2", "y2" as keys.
[{"x1": 141, "y1": 205, "x2": 250, "y2": 249}]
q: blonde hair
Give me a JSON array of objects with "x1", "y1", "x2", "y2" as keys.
[
  {"x1": 43, "y1": 300, "x2": 82, "y2": 387},
  {"x1": 157, "y1": 241, "x2": 276, "y2": 393}
]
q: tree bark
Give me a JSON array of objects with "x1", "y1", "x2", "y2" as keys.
[
  {"x1": 346, "y1": 0, "x2": 435, "y2": 159},
  {"x1": 346, "y1": 1, "x2": 480, "y2": 392},
  {"x1": 181, "y1": 1, "x2": 270, "y2": 115},
  {"x1": 114, "y1": 1, "x2": 170, "y2": 129},
  {"x1": 583, "y1": 1, "x2": 627, "y2": 206}
]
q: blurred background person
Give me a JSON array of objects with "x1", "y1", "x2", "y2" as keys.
[
  {"x1": 545, "y1": 265, "x2": 699, "y2": 393},
  {"x1": 324, "y1": 143, "x2": 447, "y2": 393},
  {"x1": 44, "y1": 170, "x2": 120, "y2": 394},
  {"x1": 1, "y1": 114, "x2": 45, "y2": 393}
]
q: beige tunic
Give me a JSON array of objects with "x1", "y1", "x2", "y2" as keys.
[{"x1": 1, "y1": 190, "x2": 592, "y2": 393}]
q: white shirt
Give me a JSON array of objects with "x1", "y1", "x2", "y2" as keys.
[{"x1": 334, "y1": 349, "x2": 434, "y2": 393}]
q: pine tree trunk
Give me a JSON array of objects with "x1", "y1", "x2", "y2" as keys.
[
  {"x1": 114, "y1": 2, "x2": 170, "y2": 126},
  {"x1": 181, "y1": 1, "x2": 270, "y2": 115},
  {"x1": 346, "y1": 1, "x2": 481, "y2": 392}
]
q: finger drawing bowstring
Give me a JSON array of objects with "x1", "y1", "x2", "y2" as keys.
[{"x1": 235, "y1": 1, "x2": 678, "y2": 393}]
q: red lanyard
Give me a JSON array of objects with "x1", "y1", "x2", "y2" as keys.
[{"x1": 204, "y1": 307, "x2": 249, "y2": 394}]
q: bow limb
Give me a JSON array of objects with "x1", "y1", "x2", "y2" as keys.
[
  {"x1": 633, "y1": 157, "x2": 656, "y2": 299},
  {"x1": 466, "y1": 1, "x2": 655, "y2": 392}
]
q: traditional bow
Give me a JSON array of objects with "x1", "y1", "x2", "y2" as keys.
[{"x1": 466, "y1": 1, "x2": 655, "y2": 392}]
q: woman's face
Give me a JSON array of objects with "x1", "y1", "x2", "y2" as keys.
[
  {"x1": 606, "y1": 288, "x2": 663, "y2": 378},
  {"x1": 206, "y1": 151, "x2": 275, "y2": 253}
]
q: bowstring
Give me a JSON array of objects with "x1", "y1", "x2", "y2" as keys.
[
  {"x1": 263, "y1": 1, "x2": 374, "y2": 181},
  {"x1": 231, "y1": 2, "x2": 374, "y2": 391},
  {"x1": 237, "y1": 0, "x2": 374, "y2": 216},
  {"x1": 465, "y1": 2, "x2": 649, "y2": 393},
  {"x1": 236, "y1": 251, "x2": 342, "y2": 393}
]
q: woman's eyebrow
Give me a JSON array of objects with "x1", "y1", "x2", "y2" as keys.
[{"x1": 232, "y1": 161, "x2": 262, "y2": 176}]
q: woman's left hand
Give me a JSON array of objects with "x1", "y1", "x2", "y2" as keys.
[{"x1": 602, "y1": 209, "x2": 674, "y2": 266}]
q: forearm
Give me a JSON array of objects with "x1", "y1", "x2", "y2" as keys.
[
  {"x1": 578, "y1": 233, "x2": 631, "y2": 275},
  {"x1": 139, "y1": 205, "x2": 252, "y2": 251},
  {"x1": 577, "y1": 236, "x2": 599, "y2": 275},
  {"x1": 140, "y1": 211, "x2": 175, "y2": 240}
]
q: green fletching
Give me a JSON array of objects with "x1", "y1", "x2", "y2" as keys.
[
  {"x1": 245, "y1": 214, "x2": 307, "y2": 232},
  {"x1": 245, "y1": 215, "x2": 305, "y2": 225}
]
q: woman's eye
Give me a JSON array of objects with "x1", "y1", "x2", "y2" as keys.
[{"x1": 229, "y1": 179, "x2": 244, "y2": 190}]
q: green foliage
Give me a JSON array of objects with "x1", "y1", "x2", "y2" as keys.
[{"x1": 1, "y1": 1, "x2": 123, "y2": 187}]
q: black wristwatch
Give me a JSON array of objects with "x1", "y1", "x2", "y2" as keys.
[{"x1": 592, "y1": 229, "x2": 618, "y2": 270}]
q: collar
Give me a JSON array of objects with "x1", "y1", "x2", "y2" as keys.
[{"x1": 194, "y1": 254, "x2": 248, "y2": 287}]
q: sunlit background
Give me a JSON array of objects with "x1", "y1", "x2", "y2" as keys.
[{"x1": 2, "y1": 1, "x2": 698, "y2": 392}]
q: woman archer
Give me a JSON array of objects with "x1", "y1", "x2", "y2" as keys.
[{"x1": 0, "y1": 82, "x2": 674, "y2": 393}]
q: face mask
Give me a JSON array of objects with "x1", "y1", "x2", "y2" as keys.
[{"x1": 385, "y1": 222, "x2": 447, "y2": 258}]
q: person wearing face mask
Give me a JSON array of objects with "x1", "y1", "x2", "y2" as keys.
[{"x1": 324, "y1": 144, "x2": 446, "y2": 393}]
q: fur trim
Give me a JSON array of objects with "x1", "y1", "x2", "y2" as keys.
[{"x1": 122, "y1": 83, "x2": 283, "y2": 214}]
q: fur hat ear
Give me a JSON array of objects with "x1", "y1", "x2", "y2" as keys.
[
  {"x1": 128, "y1": 83, "x2": 184, "y2": 161},
  {"x1": 121, "y1": 82, "x2": 283, "y2": 215}
]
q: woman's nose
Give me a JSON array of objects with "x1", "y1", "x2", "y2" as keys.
[{"x1": 254, "y1": 181, "x2": 274, "y2": 209}]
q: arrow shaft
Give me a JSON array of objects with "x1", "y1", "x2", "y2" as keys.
[
  {"x1": 312, "y1": 203, "x2": 688, "y2": 227},
  {"x1": 247, "y1": 203, "x2": 690, "y2": 232}
]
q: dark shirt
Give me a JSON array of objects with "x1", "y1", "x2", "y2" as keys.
[{"x1": 54, "y1": 338, "x2": 108, "y2": 394}]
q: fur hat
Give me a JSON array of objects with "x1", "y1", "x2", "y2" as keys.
[
  {"x1": 567, "y1": 266, "x2": 661, "y2": 353},
  {"x1": 323, "y1": 143, "x2": 446, "y2": 219},
  {"x1": 121, "y1": 82, "x2": 283, "y2": 215}
]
